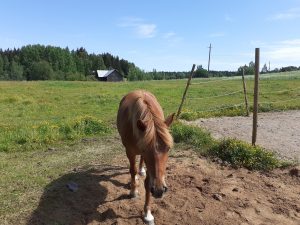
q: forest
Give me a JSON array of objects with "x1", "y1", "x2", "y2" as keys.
[{"x1": 0, "y1": 45, "x2": 134, "y2": 81}]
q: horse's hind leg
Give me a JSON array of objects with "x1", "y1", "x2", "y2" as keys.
[
  {"x1": 139, "y1": 156, "x2": 146, "y2": 176},
  {"x1": 127, "y1": 151, "x2": 139, "y2": 198}
]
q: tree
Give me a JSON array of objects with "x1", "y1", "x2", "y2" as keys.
[
  {"x1": 128, "y1": 66, "x2": 145, "y2": 81},
  {"x1": 194, "y1": 65, "x2": 208, "y2": 78},
  {"x1": 28, "y1": 61, "x2": 53, "y2": 80},
  {"x1": 0, "y1": 55, "x2": 3, "y2": 79},
  {"x1": 261, "y1": 63, "x2": 268, "y2": 73},
  {"x1": 237, "y1": 61, "x2": 255, "y2": 75},
  {"x1": 9, "y1": 60, "x2": 24, "y2": 80}
]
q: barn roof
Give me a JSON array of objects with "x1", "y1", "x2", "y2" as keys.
[{"x1": 96, "y1": 70, "x2": 115, "y2": 78}]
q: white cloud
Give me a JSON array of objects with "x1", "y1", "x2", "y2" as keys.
[
  {"x1": 136, "y1": 24, "x2": 156, "y2": 38},
  {"x1": 251, "y1": 39, "x2": 300, "y2": 68},
  {"x1": 265, "y1": 40, "x2": 300, "y2": 60},
  {"x1": 225, "y1": 14, "x2": 233, "y2": 22},
  {"x1": 163, "y1": 32, "x2": 176, "y2": 39},
  {"x1": 268, "y1": 7, "x2": 300, "y2": 21},
  {"x1": 209, "y1": 32, "x2": 225, "y2": 38},
  {"x1": 162, "y1": 32, "x2": 183, "y2": 47},
  {"x1": 118, "y1": 17, "x2": 157, "y2": 38}
]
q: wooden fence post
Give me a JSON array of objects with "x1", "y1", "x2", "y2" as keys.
[
  {"x1": 242, "y1": 68, "x2": 249, "y2": 116},
  {"x1": 176, "y1": 64, "x2": 196, "y2": 119},
  {"x1": 252, "y1": 48, "x2": 260, "y2": 146}
]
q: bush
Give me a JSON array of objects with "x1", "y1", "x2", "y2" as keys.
[
  {"x1": 73, "y1": 116, "x2": 111, "y2": 135},
  {"x1": 171, "y1": 122, "x2": 216, "y2": 153},
  {"x1": 210, "y1": 139, "x2": 280, "y2": 170}
]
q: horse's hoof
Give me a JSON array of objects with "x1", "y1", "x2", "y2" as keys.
[
  {"x1": 130, "y1": 190, "x2": 139, "y2": 199},
  {"x1": 144, "y1": 217, "x2": 155, "y2": 225},
  {"x1": 139, "y1": 167, "x2": 146, "y2": 177},
  {"x1": 144, "y1": 210, "x2": 154, "y2": 225},
  {"x1": 144, "y1": 219, "x2": 155, "y2": 225}
]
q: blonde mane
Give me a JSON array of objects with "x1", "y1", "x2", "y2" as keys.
[{"x1": 130, "y1": 92, "x2": 173, "y2": 151}]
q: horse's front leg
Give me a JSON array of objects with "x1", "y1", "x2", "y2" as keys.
[
  {"x1": 144, "y1": 175, "x2": 154, "y2": 224},
  {"x1": 139, "y1": 156, "x2": 146, "y2": 176},
  {"x1": 127, "y1": 152, "x2": 139, "y2": 198}
]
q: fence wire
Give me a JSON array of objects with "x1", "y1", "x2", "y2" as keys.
[
  {"x1": 182, "y1": 75, "x2": 300, "y2": 117},
  {"x1": 187, "y1": 90, "x2": 243, "y2": 100}
]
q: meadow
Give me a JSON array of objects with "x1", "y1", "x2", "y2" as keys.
[
  {"x1": 0, "y1": 71, "x2": 300, "y2": 152},
  {"x1": 1, "y1": 71, "x2": 299, "y2": 224}
]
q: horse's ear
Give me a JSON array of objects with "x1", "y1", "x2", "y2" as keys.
[
  {"x1": 137, "y1": 119, "x2": 147, "y2": 131},
  {"x1": 165, "y1": 113, "x2": 175, "y2": 127}
]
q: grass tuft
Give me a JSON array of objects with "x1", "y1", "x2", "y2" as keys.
[
  {"x1": 171, "y1": 122, "x2": 284, "y2": 171},
  {"x1": 171, "y1": 122, "x2": 216, "y2": 153},
  {"x1": 210, "y1": 139, "x2": 280, "y2": 170}
]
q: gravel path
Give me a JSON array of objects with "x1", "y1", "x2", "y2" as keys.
[{"x1": 187, "y1": 110, "x2": 300, "y2": 162}]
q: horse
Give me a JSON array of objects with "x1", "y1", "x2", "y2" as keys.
[{"x1": 117, "y1": 90, "x2": 175, "y2": 224}]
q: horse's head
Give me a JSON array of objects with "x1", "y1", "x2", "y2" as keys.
[{"x1": 137, "y1": 113, "x2": 175, "y2": 198}]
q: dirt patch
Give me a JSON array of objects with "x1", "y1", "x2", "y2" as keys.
[
  {"x1": 26, "y1": 148, "x2": 300, "y2": 225},
  {"x1": 186, "y1": 110, "x2": 300, "y2": 162}
]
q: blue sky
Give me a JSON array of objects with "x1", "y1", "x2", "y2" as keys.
[{"x1": 1, "y1": 0, "x2": 300, "y2": 71}]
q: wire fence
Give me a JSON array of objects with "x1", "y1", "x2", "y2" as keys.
[{"x1": 181, "y1": 74, "x2": 300, "y2": 118}]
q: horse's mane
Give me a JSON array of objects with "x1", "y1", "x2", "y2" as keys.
[{"x1": 131, "y1": 92, "x2": 173, "y2": 151}]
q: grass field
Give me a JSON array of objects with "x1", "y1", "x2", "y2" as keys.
[
  {"x1": 1, "y1": 71, "x2": 299, "y2": 224},
  {"x1": 0, "y1": 71, "x2": 300, "y2": 152}
]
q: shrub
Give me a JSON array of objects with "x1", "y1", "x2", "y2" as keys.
[
  {"x1": 171, "y1": 122, "x2": 282, "y2": 171},
  {"x1": 73, "y1": 116, "x2": 111, "y2": 135},
  {"x1": 171, "y1": 122, "x2": 216, "y2": 153},
  {"x1": 210, "y1": 139, "x2": 280, "y2": 170}
]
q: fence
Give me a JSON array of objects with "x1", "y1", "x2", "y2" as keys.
[{"x1": 177, "y1": 64, "x2": 300, "y2": 124}]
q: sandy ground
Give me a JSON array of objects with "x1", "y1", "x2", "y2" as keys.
[
  {"x1": 26, "y1": 147, "x2": 300, "y2": 225},
  {"x1": 186, "y1": 110, "x2": 300, "y2": 162}
]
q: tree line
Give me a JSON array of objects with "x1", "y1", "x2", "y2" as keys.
[
  {"x1": 128, "y1": 65, "x2": 239, "y2": 81},
  {"x1": 0, "y1": 45, "x2": 134, "y2": 80},
  {"x1": 237, "y1": 61, "x2": 300, "y2": 75},
  {"x1": 1, "y1": 44, "x2": 299, "y2": 81}
]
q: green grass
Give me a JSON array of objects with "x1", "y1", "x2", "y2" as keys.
[
  {"x1": 181, "y1": 71, "x2": 300, "y2": 120},
  {"x1": 171, "y1": 122, "x2": 286, "y2": 171},
  {"x1": 0, "y1": 135, "x2": 123, "y2": 225},
  {"x1": 1, "y1": 71, "x2": 300, "y2": 151}
]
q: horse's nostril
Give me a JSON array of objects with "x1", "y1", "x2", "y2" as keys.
[
  {"x1": 150, "y1": 187, "x2": 155, "y2": 194},
  {"x1": 157, "y1": 191, "x2": 163, "y2": 198},
  {"x1": 163, "y1": 186, "x2": 168, "y2": 192}
]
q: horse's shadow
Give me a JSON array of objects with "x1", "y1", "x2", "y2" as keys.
[{"x1": 26, "y1": 165, "x2": 138, "y2": 225}]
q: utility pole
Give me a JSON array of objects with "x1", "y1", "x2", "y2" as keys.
[
  {"x1": 268, "y1": 61, "x2": 270, "y2": 72},
  {"x1": 208, "y1": 43, "x2": 212, "y2": 72}
]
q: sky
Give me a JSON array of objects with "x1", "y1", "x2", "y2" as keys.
[{"x1": 1, "y1": 0, "x2": 300, "y2": 72}]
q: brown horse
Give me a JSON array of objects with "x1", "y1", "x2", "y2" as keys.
[{"x1": 117, "y1": 90, "x2": 174, "y2": 224}]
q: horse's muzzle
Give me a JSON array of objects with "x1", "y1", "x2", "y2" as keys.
[{"x1": 150, "y1": 186, "x2": 168, "y2": 198}]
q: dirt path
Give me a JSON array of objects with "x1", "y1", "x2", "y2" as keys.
[
  {"x1": 26, "y1": 147, "x2": 300, "y2": 225},
  {"x1": 186, "y1": 110, "x2": 300, "y2": 162}
]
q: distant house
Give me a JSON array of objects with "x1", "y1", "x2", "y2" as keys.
[{"x1": 95, "y1": 69, "x2": 123, "y2": 82}]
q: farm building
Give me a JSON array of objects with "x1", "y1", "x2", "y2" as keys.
[{"x1": 95, "y1": 69, "x2": 123, "y2": 82}]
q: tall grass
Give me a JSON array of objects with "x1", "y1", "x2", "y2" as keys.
[
  {"x1": 0, "y1": 71, "x2": 299, "y2": 151},
  {"x1": 0, "y1": 116, "x2": 110, "y2": 152}
]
